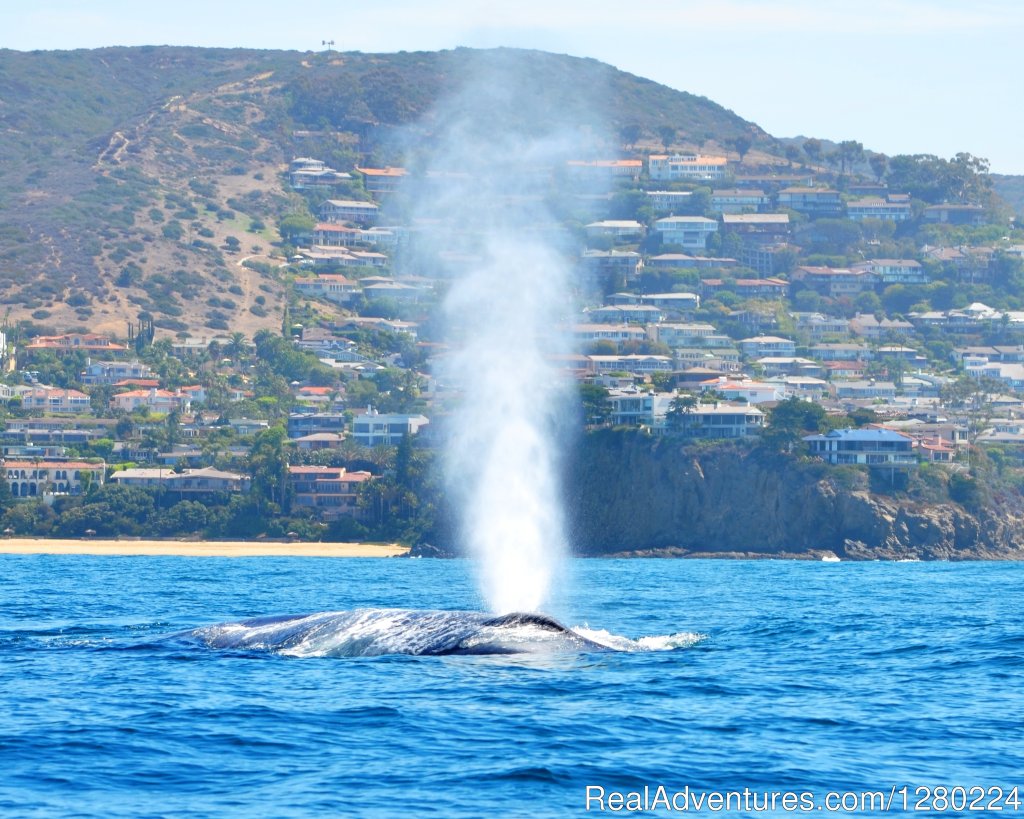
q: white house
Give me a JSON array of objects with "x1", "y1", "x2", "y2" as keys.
[
  {"x1": 654, "y1": 216, "x2": 718, "y2": 251},
  {"x1": 352, "y1": 410, "x2": 429, "y2": 446}
]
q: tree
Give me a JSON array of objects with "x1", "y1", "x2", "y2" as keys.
[
  {"x1": 618, "y1": 123, "x2": 643, "y2": 150},
  {"x1": 836, "y1": 140, "x2": 865, "y2": 175},
  {"x1": 802, "y1": 138, "x2": 824, "y2": 164},
  {"x1": 761, "y1": 397, "x2": 829, "y2": 451},
  {"x1": 869, "y1": 153, "x2": 888, "y2": 183},
  {"x1": 666, "y1": 393, "x2": 698, "y2": 434},
  {"x1": 225, "y1": 332, "x2": 247, "y2": 363},
  {"x1": 729, "y1": 135, "x2": 753, "y2": 163},
  {"x1": 657, "y1": 126, "x2": 676, "y2": 152},
  {"x1": 579, "y1": 382, "x2": 611, "y2": 427}
]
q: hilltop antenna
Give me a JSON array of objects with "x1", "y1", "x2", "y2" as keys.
[{"x1": 322, "y1": 40, "x2": 335, "y2": 52}]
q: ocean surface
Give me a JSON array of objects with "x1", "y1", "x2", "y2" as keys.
[{"x1": 1, "y1": 556, "x2": 1022, "y2": 817}]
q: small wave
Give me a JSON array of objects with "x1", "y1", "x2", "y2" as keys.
[{"x1": 572, "y1": 626, "x2": 706, "y2": 652}]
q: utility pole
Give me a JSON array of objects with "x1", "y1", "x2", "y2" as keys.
[{"x1": 322, "y1": 40, "x2": 335, "y2": 52}]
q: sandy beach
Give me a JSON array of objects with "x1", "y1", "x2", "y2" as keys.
[{"x1": 0, "y1": 538, "x2": 409, "y2": 558}]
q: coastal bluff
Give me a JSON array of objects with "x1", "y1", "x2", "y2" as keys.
[{"x1": 565, "y1": 431, "x2": 1024, "y2": 560}]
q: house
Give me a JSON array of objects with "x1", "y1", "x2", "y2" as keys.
[
  {"x1": 923, "y1": 204, "x2": 986, "y2": 225},
  {"x1": 646, "y1": 191, "x2": 694, "y2": 214},
  {"x1": 21, "y1": 386, "x2": 91, "y2": 414},
  {"x1": 584, "y1": 305, "x2": 664, "y2": 325},
  {"x1": 293, "y1": 274, "x2": 360, "y2": 304},
  {"x1": 654, "y1": 216, "x2": 718, "y2": 251},
  {"x1": 739, "y1": 240, "x2": 799, "y2": 277},
  {"x1": 848, "y1": 314, "x2": 914, "y2": 339},
  {"x1": 292, "y1": 433, "x2": 346, "y2": 451},
  {"x1": 846, "y1": 197, "x2": 912, "y2": 222},
  {"x1": 858, "y1": 259, "x2": 927, "y2": 285},
  {"x1": 81, "y1": 359, "x2": 156, "y2": 385},
  {"x1": 587, "y1": 355, "x2": 674, "y2": 376},
  {"x1": 319, "y1": 199, "x2": 380, "y2": 225},
  {"x1": 647, "y1": 323, "x2": 721, "y2": 349},
  {"x1": 566, "y1": 159, "x2": 642, "y2": 181},
  {"x1": 312, "y1": 223, "x2": 364, "y2": 247},
  {"x1": 585, "y1": 220, "x2": 645, "y2": 241},
  {"x1": 720, "y1": 213, "x2": 791, "y2": 237},
  {"x1": 648, "y1": 153, "x2": 728, "y2": 182},
  {"x1": 803, "y1": 428, "x2": 917, "y2": 467},
  {"x1": 834, "y1": 380, "x2": 898, "y2": 400},
  {"x1": 809, "y1": 343, "x2": 872, "y2": 361},
  {"x1": 4, "y1": 460, "x2": 105, "y2": 498},
  {"x1": 352, "y1": 410, "x2": 429, "y2": 446},
  {"x1": 638, "y1": 293, "x2": 700, "y2": 314},
  {"x1": 111, "y1": 467, "x2": 251, "y2": 495},
  {"x1": 579, "y1": 249, "x2": 642, "y2": 282},
  {"x1": 287, "y1": 466, "x2": 374, "y2": 520},
  {"x1": 711, "y1": 189, "x2": 770, "y2": 213},
  {"x1": 792, "y1": 312, "x2": 852, "y2": 341},
  {"x1": 667, "y1": 402, "x2": 765, "y2": 438},
  {"x1": 572, "y1": 324, "x2": 648, "y2": 349},
  {"x1": 606, "y1": 389, "x2": 674, "y2": 427},
  {"x1": 645, "y1": 253, "x2": 738, "y2": 270},
  {"x1": 701, "y1": 378, "x2": 785, "y2": 404},
  {"x1": 113, "y1": 389, "x2": 190, "y2": 414},
  {"x1": 791, "y1": 266, "x2": 876, "y2": 298},
  {"x1": 25, "y1": 334, "x2": 126, "y2": 355},
  {"x1": 732, "y1": 278, "x2": 789, "y2": 299},
  {"x1": 777, "y1": 187, "x2": 843, "y2": 217},
  {"x1": 355, "y1": 166, "x2": 407, "y2": 194},
  {"x1": 739, "y1": 335, "x2": 796, "y2": 358},
  {"x1": 288, "y1": 413, "x2": 347, "y2": 438}
]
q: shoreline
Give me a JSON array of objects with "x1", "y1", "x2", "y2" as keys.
[{"x1": 0, "y1": 538, "x2": 409, "y2": 558}]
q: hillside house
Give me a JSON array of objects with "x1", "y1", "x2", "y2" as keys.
[
  {"x1": 352, "y1": 410, "x2": 429, "y2": 446},
  {"x1": 846, "y1": 197, "x2": 912, "y2": 222},
  {"x1": 667, "y1": 403, "x2": 765, "y2": 438},
  {"x1": 355, "y1": 166, "x2": 407, "y2": 195},
  {"x1": 585, "y1": 220, "x2": 645, "y2": 241},
  {"x1": 21, "y1": 386, "x2": 91, "y2": 414},
  {"x1": 803, "y1": 428, "x2": 917, "y2": 467},
  {"x1": 777, "y1": 187, "x2": 843, "y2": 217},
  {"x1": 646, "y1": 191, "x2": 694, "y2": 214},
  {"x1": 711, "y1": 189, "x2": 770, "y2": 214},
  {"x1": 648, "y1": 153, "x2": 728, "y2": 182},
  {"x1": 319, "y1": 199, "x2": 380, "y2": 225},
  {"x1": 654, "y1": 216, "x2": 718, "y2": 251}
]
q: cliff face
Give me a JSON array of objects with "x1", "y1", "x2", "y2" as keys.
[{"x1": 564, "y1": 432, "x2": 1024, "y2": 560}]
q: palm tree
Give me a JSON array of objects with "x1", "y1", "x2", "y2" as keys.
[{"x1": 225, "y1": 332, "x2": 247, "y2": 364}]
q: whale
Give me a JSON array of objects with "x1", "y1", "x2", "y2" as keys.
[{"x1": 170, "y1": 608, "x2": 617, "y2": 658}]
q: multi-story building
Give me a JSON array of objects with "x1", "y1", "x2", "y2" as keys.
[
  {"x1": 352, "y1": 410, "x2": 429, "y2": 446},
  {"x1": 653, "y1": 216, "x2": 718, "y2": 251},
  {"x1": 4, "y1": 460, "x2": 105, "y2": 498},
  {"x1": 648, "y1": 153, "x2": 728, "y2": 182},
  {"x1": 319, "y1": 199, "x2": 380, "y2": 225},
  {"x1": 777, "y1": 187, "x2": 843, "y2": 217},
  {"x1": 803, "y1": 428, "x2": 917, "y2": 467},
  {"x1": 287, "y1": 466, "x2": 374, "y2": 520}
]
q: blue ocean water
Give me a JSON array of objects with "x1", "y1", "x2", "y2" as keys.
[{"x1": 1, "y1": 556, "x2": 1022, "y2": 818}]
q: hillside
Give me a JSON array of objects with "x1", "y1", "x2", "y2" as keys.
[{"x1": 0, "y1": 46, "x2": 764, "y2": 337}]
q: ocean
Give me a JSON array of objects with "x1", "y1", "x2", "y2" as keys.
[{"x1": 1, "y1": 555, "x2": 1022, "y2": 817}]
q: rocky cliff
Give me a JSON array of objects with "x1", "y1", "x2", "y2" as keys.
[{"x1": 564, "y1": 431, "x2": 1024, "y2": 560}]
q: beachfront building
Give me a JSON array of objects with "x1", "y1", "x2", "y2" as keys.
[
  {"x1": 287, "y1": 466, "x2": 375, "y2": 520},
  {"x1": 110, "y1": 467, "x2": 251, "y2": 496},
  {"x1": 4, "y1": 460, "x2": 106, "y2": 498}
]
